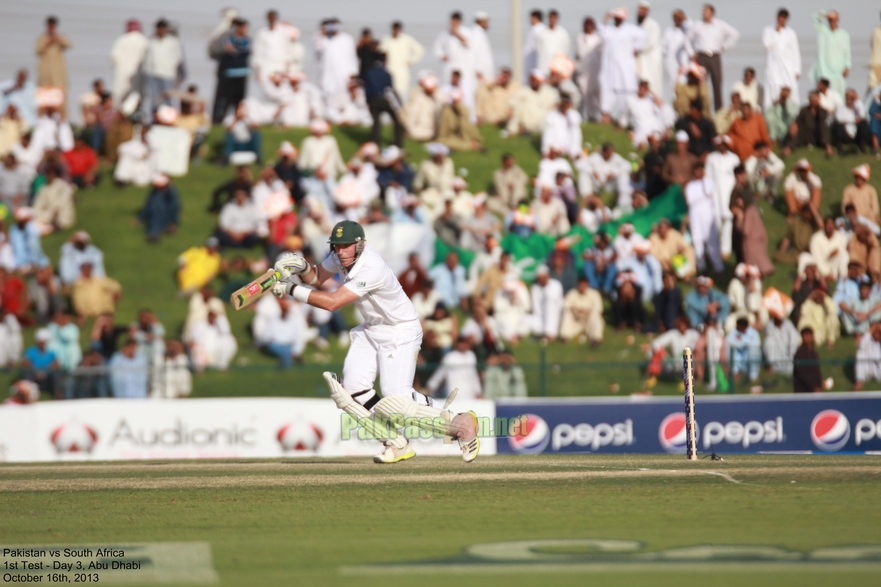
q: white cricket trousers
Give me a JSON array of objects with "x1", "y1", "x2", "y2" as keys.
[{"x1": 342, "y1": 320, "x2": 423, "y2": 399}]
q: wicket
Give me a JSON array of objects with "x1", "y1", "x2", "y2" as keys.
[{"x1": 683, "y1": 348, "x2": 698, "y2": 461}]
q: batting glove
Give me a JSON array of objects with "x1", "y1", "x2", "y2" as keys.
[
  {"x1": 271, "y1": 281, "x2": 295, "y2": 298},
  {"x1": 274, "y1": 253, "x2": 309, "y2": 279}
]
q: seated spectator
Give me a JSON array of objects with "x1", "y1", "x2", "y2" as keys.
[
  {"x1": 32, "y1": 164, "x2": 75, "y2": 233},
  {"x1": 299, "y1": 119, "x2": 345, "y2": 190},
  {"x1": 832, "y1": 261, "x2": 864, "y2": 315},
  {"x1": 529, "y1": 264, "x2": 564, "y2": 342},
  {"x1": 841, "y1": 165, "x2": 879, "y2": 227},
  {"x1": 726, "y1": 317, "x2": 762, "y2": 385},
  {"x1": 0, "y1": 105, "x2": 27, "y2": 160},
  {"x1": 0, "y1": 153, "x2": 30, "y2": 210},
  {"x1": 576, "y1": 143, "x2": 633, "y2": 214},
  {"x1": 62, "y1": 135, "x2": 100, "y2": 188},
  {"x1": 797, "y1": 287, "x2": 839, "y2": 349},
  {"x1": 423, "y1": 302, "x2": 458, "y2": 353},
  {"x1": 223, "y1": 101, "x2": 262, "y2": 164},
  {"x1": 376, "y1": 146, "x2": 414, "y2": 201},
  {"x1": 392, "y1": 194, "x2": 429, "y2": 225},
  {"x1": 765, "y1": 86, "x2": 799, "y2": 144},
  {"x1": 799, "y1": 216, "x2": 848, "y2": 283},
  {"x1": 727, "y1": 102, "x2": 770, "y2": 162},
  {"x1": 744, "y1": 141, "x2": 784, "y2": 202},
  {"x1": 560, "y1": 276, "x2": 604, "y2": 345},
  {"x1": 426, "y1": 335, "x2": 481, "y2": 400},
  {"x1": 642, "y1": 134, "x2": 668, "y2": 199},
  {"x1": 854, "y1": 322, "x2": 881, "y2": 390},
  {"x1": 0, "y1": 266, "x2": 28, "y2": 322},
  {"x1": 582, "y1": 232, "x2": 617, "y2": 296},
  {"x1": 460, "y1": 300, "x2": 503, "y2": 360},
  {"x1": 816, "y1": 78, "x2": 843, "y2": 118},
  {"x1": 777, "y1": 204, "x2": 822, "y2": 267},
  {"x1": 398, "y1": 252, "x2": 428, "y2": 299},
  {"x1": 475, "y1": 68, "x2": 519, "y2": 125},
  {"x1": 491, "y1": 153, "x2": 528, "y2": 215},
  {"x1": 870, "y1": 89, "x2": 881, "y2": 153},
  {"x1": 685, "y1": 162, "x2": 723, "y2": 274},
  {"x1": 428, "y1": 251, "x2": 468, "y2": 309},
  {"x1": 531, "y1": 182, "x2": 570, "y2": 237},
  {"x1": 612, "y1": 270, "x2": 645, "y2": 332},
  {"x1": 59, "y1": 231, "x2": 105, "y2": 287},
  {"x1": 537, "y1": 145, "x2": 574, "y2": 190},
  {"x1": 5, "y1": 380, "x2": 40, "y2": 405},
  {"x1": 70, "y1": 349, "x2": 109, "y2": 399},
  {"x1": 177, "y1": 236, "x2": 222, "y2": 294},
  {"x1": 90, "y1": 313, "x2": 127, "y2": 361},
  {"x1": 209, "y1": 164, "x2": 253, "y2": 213},
  {"x1": 674, "y1": 99, "x2": 716, "y2": 158},
  {"x1": 674, "y1": 63, "x2": 711, "y2": 119},
  {"x1": 627, "y1": 81, "x2": 672, "y2": 149},
  {"x1": 188, "y1": 308, "x2": 237, "y2": 372},
  {"x1": 832, "y1": 88, "x2": 870, "y2": 154},
  {"x1": 255, "y1": 296, "x2": 308, "y2": 367},
  {"x1": 685, "y1": 276, "x2": 730, "y2": 330},
  {"x1": 466, "y1": 236, "x2": 502, "y2": 295},
  {"x1": 273, "y1": 142, "x2": 303, "y2": 203},
  {"x1": 731, "y1": 67, "x2": 761, "y2": 110},
  {"x1": 9, "y1": 206, "x2": 49, "y2": 274},
  {"x1": 130, "y1": 309, "x2": 166, "y2": 377},
  {"x1": 0, "y1": 306, "x2": 22, "y2": 367},
  {"x1": 482, "y1": 353, "x2": 528, "y2": 399},
  {"x1": 848, "y1": 224, "x2": 881, "y2": 282},
  {"x1": 661, "y1": 131, "x2": 698, "y2": 187},
  {"x1": 493, "y1": 275, "x2": 531, "y2": 344},
  {"x1": 449, "y1": 176, "x2": 475, "y2": 220},
  {"x1": 216, "y1": 189, "x2": 265, "y2": 249},
  {"x1": 47, "y1": 310, "x2": 81, "y2": 372},
  {"x1": 182, "y1": 287, "x2": 225, "y2": 343},
  {"x1": 548, "y1": 250, "x2": 577, "y2": 294},
  {"x1": 437, "y1": 88, "x2": 483, "y2": 152},
  {"x1": 474, "y1": 251, "x2": 516, "y2": 310},
  {"x1": 652, "y1": 271, "x2": 683, "y2": 333},
  {"x1": 71, "y1": 263, "x2": 122, "y2": 322},
  {"x1": 839, "y1": 276, "x2": 881, "y2": 342},
  {"x1": 22, "y1": 328, "x2": 60, "y2": 396},
  {"x1": 791, "y1": 263, "x2": 824, "y2": 323},
  {"x1": 505, "y1": 200, "x2": 537, "y2": 238},
  {"x1": 138, "y1": 174, "x2": 180, "y2": 243},
  {"x1": 159, "y1": 339, "x2": 192, "y2": 399},
  {"x1": 506, "y1": 70, "x2": 557, "y2": 136},
  {"x1": 460, "y1": 195, "x2": 499, "y2": 252},
  {"x1": 29, "y1": 265, "x2": 65, "y2": 324},
  {"x1": 782, "y1": 91, "x2": 832, "y2": 157},
  {"x1": 713, "y1": 92, "x2": 742, "y2": 135},
  {"x1": 648, "y1": 219, "x2": 695, "y2": 280},
  {"x1": 405, "y1": 72, "x2": 441, "y2": 141},
  {"x1": 793, "y1": 327, "x2": 823, "y2": 393},
  {"x1": 764, "y1": 306, "x2": 799, "y2": 377},
  {"x1": 0, "y1": 233, "x2": 12, "y2": 272},
  {"x1": 578, "y1": 195, "x2": 611, "y2": 235},
  {"x1": 621, "y1": 241, "x2": 663, "y2": 304},
  {"x1": 113, "y1": 126, "x2": 153, "y2": 187},
  {"x1": 541, "y1": 94, "x2": 582, "y2": 159},
  {"x1": 838, "y1": 205, "x2": 880, "y2": 242},
  {"x1": 109, "y1": 338, "x2": 148, "y2": 398},
  {"x1": 647, "y1": 315, "x2": 699, "y2": 378},
  {"x1": 412, "y1": 279, "x2": 441, "y2": 320}
]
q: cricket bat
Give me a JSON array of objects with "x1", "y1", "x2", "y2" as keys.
[{"x1": 231, "y1": 270, "x2": 281, "y2": 310}]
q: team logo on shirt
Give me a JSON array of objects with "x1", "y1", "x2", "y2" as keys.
[{"x1": 357, "y1": 281, "x2": 366, "y2": 287}]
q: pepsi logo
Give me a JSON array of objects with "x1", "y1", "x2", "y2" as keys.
[
  {"x1": 508, "y1": 414, "x2": 550, "y2": 454},
  {"x1": 50, "y1": 422, "x2": 98, "y2": 453},
  {"x1": 659, "y1": 413, "x2": 689, "y2": 453},
  {"x1": 277, "y1": 422, "x2": 324, "y2": 452},
  {"x1": 811, "y1": 410, "x2": 850, "y2": 452}
]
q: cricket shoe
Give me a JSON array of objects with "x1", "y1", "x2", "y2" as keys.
[
  {"x1": 373, "y1": 442, "x2": 416, "y2": 464},
  {"x1": 453, "y1": 411, "x2": 480, "y2": 463}
]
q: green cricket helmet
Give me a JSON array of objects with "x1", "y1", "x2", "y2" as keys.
[{"x1": 328, "y1": 220, "x2": 366, "y2": 266}]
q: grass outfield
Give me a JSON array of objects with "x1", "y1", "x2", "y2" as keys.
[
  {"x1": 1, "y1": 455, "x2": 880, "y2": 586},
  {"x1": 3, "y1": 121, "x2": 880, "y2": 398}
]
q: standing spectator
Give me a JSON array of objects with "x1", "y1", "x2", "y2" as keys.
[
  {"x1": 138, "y1": 174, "x2": 180, "y2": 243},
  {"x1": 363, "y1": 53, "x2": 403, "y2": 147},
  {"x1": 22, "y1": 328, "x2": 60, "y2": 396},
  {"x1": 32, "y1": 164, "x2": 75, "y2": 232},
  {"x1": 576, "y1": 17, "x2": 603, "y2": 121},
  {"x1": 214, "y1": 19, "x2": 251, "y2": 125},
  {"x1": 689, "y1": 4, "x2": 739, "y2": 111},
  {"x1": 110, "y1": 20, "x2": 148, "y2": 104},
  {"x1": 674, "y1": 100, "x2": 716, "y2": 157},
  {"x1": 428, "y1": 251, "x2": 468, "y2": 310},
  {"x1": 529, "y1": 265, "x2": 564, "y2": 342},
  {"x1": 596, "y1": 8, "x2": 646, "y2": 126},
  {"x1": 0, "y1": 307, "x2": 23, "y2": 367},
  {"x1": 29, "y1": 265, "x2": 65, "y2": 324},
  {"x1": 63, "y1": 135, "x2": 100, "y2": 188},
  {"x1": 379, "y1": 21, "x2": 425, "y2": 98},
  {"x1": 684, "y1": 162, "x2": 723, "y2": 274},
  {"x1": 704, "y1": 135, "x2": 739, "y2": 257},
  {"x1": 433, "y1": 12, "x2": 475, "y2": 110},
  {"x1": 142, "y1": 19, "x2": 184, "y2": 118},
  {"x1": 109, "y1": 339, "x2": 148, "y2": 398},
  {"x1": 252, "y1": 10, "x2": 291, "y2": 83},
  {"x1": 854, "y1": 322, "x2": 881, "y2": 390},
  {"x1": 35, "y1": 16, "x2": 72, "y2": 118},
  {"x1": 426, "y1": 335, "x2": 481, "y2": 400},
  {"x1": 762, "y1": 9, "x2": 801, "y2": 110},
  {"x1": 730, "y1": 166, "x2": 774, "y2": 275},
  {"x1": 811, "y1": 11, "x2": 851, "y2": 97},
  {"x1": 764, "y1": 309, "x2": 799, "y2": 377},
  {"x1": 793, "y1": 327, "x2": 822, "y2": 393},
  {"x1": 71, "y1": 263, "x2": 122, "y2": 322},
  {"x1": 560, "y1": 276, "x2": 604, "y2": 345},
  {"x1": 159, "y1": 340, "x2": 192, "y2": 399}
]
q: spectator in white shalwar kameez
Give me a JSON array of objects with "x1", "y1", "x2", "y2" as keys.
[
  {"x1": 685, "y1": 160, "x2": 724, "y2": 274},
  {"x1": 853, "y1": 322, "x2": 881, "y2": 391},
  {"x1": 314, "y1": 21, "x2": 358, "y2": 113},
  {"x1": 531, "y1": 182, "x2": 570, "y2": 237},
  {"x1": 254, "y1": 295, "x2": 310, "y2": 367},
  {"x1": 426, "y1": 336, "x2": 482, "y2": 399},
  {"x1": 576, "y1": 17, "x2": 603, "y2": 121},
  {"x1": 612, "y1": 222, "x2": 647, "y2": 270},
  {"x1": 188, "y1": 309, "x2": 237, "y2": 371},
  {"x1": 620, "y1": 240, "x2": 663, "y2": 304},
  {"x1": 597, "y1": 7, "x2": 646, "y2": 125},
  {"x1": 704, "y1": 134, "x2": 740, "y2": 258},
  {"x1": 744, "y1": 141, "x2": 785, "y2": 201},
  {"x1": 406, "y1": 72, "x2": 441, "y2": 141},
  {"x1": 764, "y1": 311, "x2": 800, "y2": 376},
  {"x1": 0, "y1": 308, "x2": 22, "y2": 367},
  {"x1": 541, "y1": 95, "x2": 582, "y2": 160},
  {"x1": 506, "y1": 70, "x2": 558, "y2": 135},
  {"x1": 726, "y1": 263, "x2": 768, "y2": 332},
  {"x1": 470, "y1": 12, "x2": 494, "y2": 83},
  {"x1": 379, "y1": 22, "x2": 425, "y2": 99},
  {"x1": 524, "y1": 10, "x2": 547, "y2": 81},
  {"x1": 253, "y1": 11, "x2": 294, "y2": 83},
  {"x1": 762, "y1": 9, "x2": 801, "y2": 110},
  {"x1": 799, "y1": 216, "x2": 850, "y2": 284},
  {"x1": 662, "y1": 10, "x2": 694, "y2": 100},
  {"x1": 576, "y1": 142, "x2": 633, "y2": 214},
  {"x1": 627, "y1": 80, "x2": 672, "y2": 148},
  {"x1": 529, "y1": 265, "x2": 564, "y2": 341},
  {"x1": 110, "y1": 20, "x2": 148, "y2": 104},
  {"x1": 494, "y1": 274, "x2": 532, "y2": 344},
  {"x1": 433, "y1": 13, "x2": 476, "y2": 111},
  {"x1": 113, "y1": 126, "x2": 153, "y2": 187},
  {"x1": 299, "y1": 118, "x2": 345, "y2": 184},
  {"x1": 536, "y1": 10, "x2": 571, "y2": 75},
  {"x1": 636, "y1": 2, "x2": 663, "y2": 96}
]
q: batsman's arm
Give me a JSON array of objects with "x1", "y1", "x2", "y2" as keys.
[{"x1": 278, "y1": 282, "x2": 360, "y2": 312}]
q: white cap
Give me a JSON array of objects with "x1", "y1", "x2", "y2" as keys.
[
  {"x1": 426, "y1": 142, "x2": 450, "y2": 157},
  {"x1": 359, "y1": 142, "x2": 380, "y2": 158},
  {"x1": 639, "y1": 1, "x2": 651, "y2": 7},
  {"x1": 13, "y1": 206, "x2": 33, "y2": 221},
  {"x1": 475, "y1": 10, "x2": 489, "y2": 20},
  {"x1": 675, "y1": 130, "x2": 689, "y2": 142},
  {"x1": 380, "y1": 145, "x2": 402, "y2": 162},
  {"x1": 229, "y1": 151, "x2": 257, "y2": 166},
  {"x1": 35, "y1": 328, "x2": 51, "y2": 343},
  {"x1": 611, "y1": 7, "x2": 629, "y2": 19},
  {"x1": 278, "y1": 141, "x2": 296, "y2": 156},
  {"x1": 854, "y1": 164, "x2": 871, "y2": 180},
  {"x1": 309, "y1": 119, "x2": 330, "y2": 134},
  {"x1": 151, "y1": 173, "x2": 170, "y2": 187},
  {"x1": 530, "y1": 69, "x2": 546, "y2": 82},
  {"x1": 535, "y1": 264, "x2": 550, "y2": 276},
  {"x1": 288, "y1": 71, "x2": 307, "y2": 82},
  {"x1": 795, "y1": 158, "x2": 811, "y2": 170},
  {"x1": 452, "y1": 176, "x2": 467, "y2": 190}
]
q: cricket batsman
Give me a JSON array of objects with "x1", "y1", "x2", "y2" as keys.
[{"x1": 272, "y1": 220, "x2": 480, "y2": 464}]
